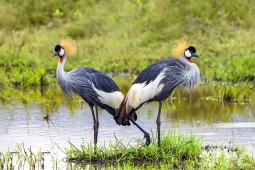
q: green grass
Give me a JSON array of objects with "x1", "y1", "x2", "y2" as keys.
[
  {"x1": 66, "y1": 130, "x2": 202, "y2": 167},
  {"x1": 0, "y1": 143, "x2": 52, "y2": 170},
  {"x1": 65, "y1": 130, "x2": 255, "y2": 169},
  {"x1": 1, "y1": 131, "x2": 255, "y2": 169},
  {"x1": 213, "y1": 82, "x2": 254, "y2": 101},
  {"x1": 202, "y1": 144, "x2": 255, "y2": 170},
  {"x1": 1, "y1": 0, "x2": 255, "y2": 89}
]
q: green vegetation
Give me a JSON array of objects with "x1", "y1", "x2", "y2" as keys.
[
  {"x1": 3, "y1": 131, "x2": 254, "y2": 169},
  {"x1": 0, "y1": 0, "x2": 255, "y2": 89},
  {"x1": 1, "y1": 1, "x2": 255, "y2": 168},
  {"x1": 215, "y1": 82, "x2": 254, "y2": 101},
  {"x1": 65, "y1": 130, "x2": 255, "y2": 169},
  {"x1": 0, "y1": 143, "x2": 52, "y2": 170},
  {"x1": 66, "y1": 131, "x2": 202, "y2": 166}
]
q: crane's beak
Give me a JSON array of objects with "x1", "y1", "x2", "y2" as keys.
[
  {"x1": 191, "y1": 52, "x2": 201, "y2": 58},
  {"x1": 52, "y1": 51, "x2": 59, "y2": 57}
]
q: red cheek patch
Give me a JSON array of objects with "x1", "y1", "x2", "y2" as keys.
[
  {"x1": 59, "y1": 57, "x2": 63, "y2": 63},
  {"x1": 188, "y1": 59, "x2": 193, "y2": 63}
]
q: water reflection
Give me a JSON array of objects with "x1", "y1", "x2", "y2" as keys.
[
  {"x1": 163, "y1": 99, "x2": 253, "y2": 123},
  {"x1": 0, "y1": 79, "x2": 255, "y2": 169}
]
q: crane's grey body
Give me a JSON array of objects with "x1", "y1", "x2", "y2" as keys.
[
  {"x1": 56, "y1": 55, "x2": 124, "y2": 116},
  {"x1": 126, "y1": 57, "x2": 200, "y2": 110},
  {"x1": 57, "y1": 66, "x2": 122, "y2": 116},
  {"x1": 115, "y1": 47, "x2": 200, "y2": 147},
  {"x1": 54, "y1": 47, "x2": 124, "y2": 148}
]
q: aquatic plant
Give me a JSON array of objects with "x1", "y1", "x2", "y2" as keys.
[
  {"x1": 202, "y1": 144, "x2": 255, "y2": 169},
  {"x1": 215, "y1": 82, "x2": 253, "y2": 101},
  {"x1": 1, "y1": 132, "x2": 255, "y2": 169},
  {"x1": 0, "y1": 143, "x2": 52, "y2": 170},
  {"x1": 65, "y1": 130, "x2": 255, "y2": 169},
  {"x1": 66, "y1": 130, "x2": 203, "y2": 168}
]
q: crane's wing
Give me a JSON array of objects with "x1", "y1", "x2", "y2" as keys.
[
  {"x1": 133, "y1": 58, "x2": 183, "y2": 85},
  {"x1": 67, "y1": 67, "x2": 121, "y2": 92},
  {"x1": 83, "y1": 68, "x2": 121, "y2": 92},
  {"x1": 66, "y1": 67, "x2": 123, "y2": 113},
  {"x1": 125, "y1": 58, "x2": 186, "y2": 109},
  {"x1": 83, "y1": 68, "x2": 125, "y2": 115}
]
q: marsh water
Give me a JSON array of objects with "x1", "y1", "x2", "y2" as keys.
[{"x1": 1, "y1": 76, "x2": 255, "y2": 169}]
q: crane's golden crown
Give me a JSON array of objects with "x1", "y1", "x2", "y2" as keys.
[
  {"x1": 60, "y1": 37, "x2": 77, "y2": 56},
  {"x1": 171, "y1": 38, "x2": 188, "y2": 58}
]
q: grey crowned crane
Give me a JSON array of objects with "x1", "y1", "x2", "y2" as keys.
[
  {"x1": 52, "y1": 37, "x2": 137, "y2": 147},
  {"x1": 114, "y1": 39, "x2": 201, "y2": 147}
]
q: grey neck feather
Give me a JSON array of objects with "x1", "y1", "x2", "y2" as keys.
[
  {"x1": 56, "y1": 54, "x2": 73, "y2": 98},
  {"x1": 180, "y1": 55, "x2": 200, "y2": 92},
  {"x1": 57, "y1": 54, "x2": 67, "y2": 80}
]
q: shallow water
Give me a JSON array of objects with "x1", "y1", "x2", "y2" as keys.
[{"x1": 0, "y1": 81, "x2": 255, "y2": 169}]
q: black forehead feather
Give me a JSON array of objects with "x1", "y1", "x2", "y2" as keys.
[
  {"x1": 188, "y1": 46, "x2": 196, "y2": 53},
  {"x1": 54, "y1": 45, "x2": 61, "y2": 52}
]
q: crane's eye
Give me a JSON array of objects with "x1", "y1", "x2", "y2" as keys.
[{"x1": 54, "y1": 45, "x2": 61, "y2": 52}]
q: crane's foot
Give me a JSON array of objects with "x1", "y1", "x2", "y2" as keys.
[{"x1": 144, "y1": 132, "x2": 151, "y2": 145}]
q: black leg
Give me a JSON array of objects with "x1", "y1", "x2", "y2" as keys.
[
  {"x1": 89, "y1": 106, "x2": 98, "y2": 152},
  {"x1": 94, "y1": 106, "x2": 99, "y2": 145},
  {"x1": 128, "y1": 114, "x2": 150, "y2": 145},
  {"x1": 156, "y1": 101, "x2": 162, "y2": 148}
]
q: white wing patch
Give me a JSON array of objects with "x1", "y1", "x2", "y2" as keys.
[
  {"x1": 93, "y1": 87, "x2": 124, "y2": 109},
  {"x1": 125, "y1": 70, "x2": 165, "y2": 110}
]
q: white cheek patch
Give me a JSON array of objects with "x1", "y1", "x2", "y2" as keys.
[
  {"x1": 59, "y1": 49, "x2": 65, "y2": 56},
  {"x1": 184, "y1": 50, "x2": 191, "y2": 58}
]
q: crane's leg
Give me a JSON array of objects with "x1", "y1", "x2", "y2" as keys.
[
  {"x1": 156, "y1": 101, "x2": 163, "y2": 148},
  {"x1": 95, "y1": 106, "x2": 99, "y2": 145},
  {"x1": 89, "y1": 105, "x2": 98, "y2": 153},
  {"x1": 127, "y1": 113, "x2": 150, "y2": 145}
]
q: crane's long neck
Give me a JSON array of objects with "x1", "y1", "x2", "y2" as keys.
[
  {"x1": 56, "y1": 55, "x2": 67, "y2": 83},
  {"x1": 56, "y1": 54, "x2": 74, "y2": 99},
  {"x1": 180, "y1": 56, "x2": 200, "y2": 91}
]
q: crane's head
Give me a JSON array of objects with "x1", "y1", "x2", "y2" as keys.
[
  {"x1": 171, "y1": 38, "x2": 200, "y2": 63},
  {"x1": 53, "y1": 45, "x2": 65, "y2": 57},
  {"x1": 52, "y1": 37, "x2": 78, "y2": 63},
  {"x1": 184, "y1": 46, "x2": 200, "y2": 63}
]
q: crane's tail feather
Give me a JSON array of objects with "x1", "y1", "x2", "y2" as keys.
[{"x1": 114, "y1": 97, "x2": 137, "y2": 126}]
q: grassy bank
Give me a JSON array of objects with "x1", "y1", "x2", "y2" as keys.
[
  {"x1": 66, "y1": 130, "x2": 255, "y2": 169},
  {"x1": 66, "y1": 131, "x2": 202, "y2": 167},
  {"x1": 0, "y1": 0, "x2": 255, "y2": 89},
  {"x1": 65, "y1": 131, "x2": 255, "y2": 169},
  {"x1": 1, "y1": 131, "x2": 254, "y2": 169}
]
